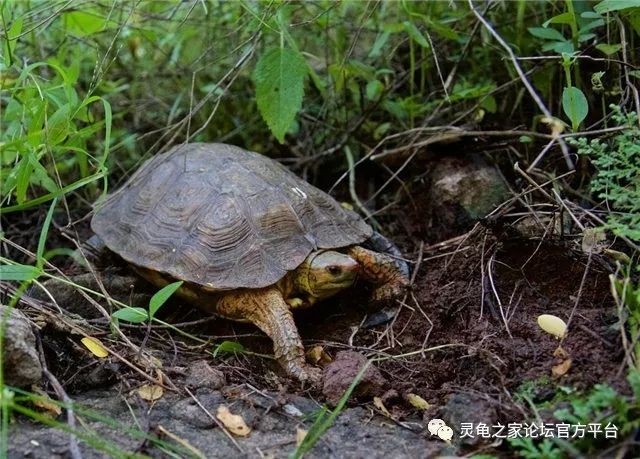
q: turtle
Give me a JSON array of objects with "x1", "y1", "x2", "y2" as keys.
[{"x1": 88, "y1": 143, "x2": 410, "y2": 382}]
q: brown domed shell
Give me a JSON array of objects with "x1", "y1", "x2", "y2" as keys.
[{"x1": 91, "y1": 143, "x2": 372, "y2": 290}]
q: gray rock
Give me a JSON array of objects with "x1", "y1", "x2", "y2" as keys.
[
  {"x1": 428, "y1": 155, "x2": 509, "y2": 231},
  {"x1": 323, "y1": 351, "x2": 388, "y2": 406},
  {"x1": 439, "y1": 391, "x2": 498, "y2": 447},
  {"x1": 185, "y1": 359, "x2": 226, "y2": 390},
  {"x1": 1, "y1": 306, "x2": 42, "y2": 387}
]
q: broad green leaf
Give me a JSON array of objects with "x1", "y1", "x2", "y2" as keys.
[
  {"x1": 213, "y1": 340, "x2": 246, "y2": 357},
  {"x1": 403, "y1": 21, "x2": 429, "y2": 47},
  {"x1": 15, "y1": 154, "x2": 34, "y2": 204},
  {"x1": 149, "y1": 281, "x2": 183, "y2": 319},
  {"x1": 29, "y1": 156, "x2": 59, "y2": 194},
  {"x1": 578, "y1": 32, "x2": 597, "y2": 42},
  {"x1": 112, "y1": 307, "x2": 148, "y2": 323},
  {"x1": 64, "y1": 11, "x2": 106, "y2": 36},
  {"x1": 254, "y1": 47, "x2": 307, "y2": 143},
  {"x1": 528, "y1": 27, "x2": 565, "y2": 41},
  {"x1": 628, "y1": 9, "x2": 640, "y2": 35},
  {"x1": 0, "y1": 264, "x2": 41, "y2": 281},
  {"x1": 594, "y1": 0, "x2": 640, "y2": 13},
  {"x1": 562, "y1": 86, "x2": 589, "y2": 130},
  {"x1": 365, "y1": 80, "x2": 384, "y2": 101},
  {"x1": 542, "y1": 40, "x2": 575, "y2": 54},
  {"x1": 369, "y1": 31, "x2": 390, "y2": 58},
  {"x1": 27, "y1": 101, "x2": 47, "y2": 147},
  {"x1": 543, "y1": 12, "x2": 574, "y2": 27},
  {"x1": 480, "y1": 95, "x2": 497, "y2": 113},
  {"x1": 46, "y1": 104, "x2": 72, "y2": 145},
  {"x1": 578, "y1": 19, "x2": 605, "y2": 34},
  {"x1": 596, "y1": 43, "x2": 623, "y2": 54}
]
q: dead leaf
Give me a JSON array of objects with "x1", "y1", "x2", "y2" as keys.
[
  {"x1": 406, "y1": 393, "x2": 431, "y2": 410},
  {"x1": 604, "y1": 248, "x2": 631, "y2": 265},
  {"x1": 157, "y1": 425, "x2": 205, "y2": 459},
  {"x1": 81, "y1": 336, "x2": 109, "y2": 358},
  {"x1": 32, "y1": 389, "x2": 62, "y2": 417},
  {"x1": 582, "y1": 228, "x2": 607, "y2": 254},
  {"x1": 540, "y1": 116, "x2": 566, "y2": 137},
  {"x1": 216, "y1": 405, "x2": 251, "y2": 437},
  {"x1": 134, "y1": 353, "x2": 163, "y2": 370},
  {"x1": 306, "y1": 345, "x2": 332, "y2": 365},
  {"x1": 296, "y1": 428, "x2": 308, "y2": 447},
  {"x1": 552, "y1": 359, "x2": 572, "y2": 377},
  {"x1": 137, "y1": 384, "x2": 164, "y2": 401},
  {"x1": 553, "y1": 346, "x2": 569, "y2": 359},
  {"x1": 373, "y1": 396, "x2": 391, "y2": 417}
]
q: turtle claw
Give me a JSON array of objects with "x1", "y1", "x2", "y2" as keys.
[
  {"x1": 371, "y1": 280, "x2": 410, "y2": 304},
  {"x1": 278, "y1": 355, "x2": 323, "y2": 386}
]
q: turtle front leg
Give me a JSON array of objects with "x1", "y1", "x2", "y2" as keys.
[
  {"x1": 215, "y1": 287, "x2": 321, "y2": 384},
  {"x1": 347, "y1": 246, "x2": 410, "y2": 303}
]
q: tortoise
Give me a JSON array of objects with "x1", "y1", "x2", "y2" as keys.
[{"x1": 89, "y1": 143, "x2": 410, "y2": 382}]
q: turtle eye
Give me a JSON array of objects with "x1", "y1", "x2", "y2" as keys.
[{"x1": 326, "y1": 266, "x2": 341, "y2": 276}]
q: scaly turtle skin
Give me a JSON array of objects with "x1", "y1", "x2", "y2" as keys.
[{"x1": 91, "y1": 143, "x2": 409, "y2": 382}]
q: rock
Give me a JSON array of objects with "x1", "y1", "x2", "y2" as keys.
[
  {"x1": 322, "y1": 351, "x2": 387, "y2": 406},
  {"x1": 438, "y1": 391, "x2": 497, "y2": 446},
  {"x1": 170, "y1": 394, "x2": 221, "y2": 429},
  {"x1": 427, "y1": 156, "x2": 509, "y2": 234},
  {"x1": 185, "y1": 360, "x2": 226, "y2": 390},
  {"x1": 1, "y1": 306, "x2": 42, "y2": 387}
]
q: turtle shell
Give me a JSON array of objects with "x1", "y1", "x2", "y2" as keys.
[{"x1": 91, "y1": 143, "x2": 372, "y2": 290}]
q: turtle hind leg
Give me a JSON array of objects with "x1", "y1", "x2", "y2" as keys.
[
  {"x1": 348, "y1": 245, "x2": 410, "y2": 303},
  {"x1": 215, "y1": 287, "x2": 321, "y2": 384}
]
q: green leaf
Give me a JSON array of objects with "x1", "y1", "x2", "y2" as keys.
[
  {"x1": 0, "y1": 264, "x2": 41, "y2": 281},
  {"x1": 36, "y1": 198, "x2": 57, "y2": 269},
  {"x1": 254, "y1": 47, "x2": 307, "y2": 143},
  {"x1": 46, "y1": 104, "x2": 72, "y2": 145},
  {"x1": 578, "y1": 18, "x2": 605, "y2": 34},
  {"x1": 627, "y1": 8, "x2": 640, "y2": 35},
  {"x1": 424, "y1": 18, "x2": 460, "y2": 40},
  {"x1": 15, "y1": 154, "x2": 34, "y2": 204},
  {"x1": 369, "y1": 31, "x2": 390, "y2": 58},
  {"x1": 528, "y1": 27, "x2": 565, "y2": 41},
  {"x1": 213, "y1": 340, "x2": 246, "y2": 357},
  {"x1": 403, "y1": 21, "x2": 429, "y2": 47},
  {"x1": 149, "y1": 281, "x2": 183, "y2": 319},
  {"x1": 3, "y1": 17, "x2": 23, "y2": 66},
  {"x1": 29, "y1": 155, "x2": 59, "y2": 194},
  {"x1": 594, "y1": 0, "x2": 640, "y2": 14},
  {"x1": 112, "y1": 307, "x2": 148, "y2": 323},
  {"x1": 562, "y1": 86, "x2": 589, "y2": 130},
  {"x1": 365, "y1": 80, "x2": 384, "y2": 101},
  {"x1": 480, "y1": 95, "x2": 497, "y2": 113},
  {"x1": 542, "y1": 40, "x2": 575, "y2": 54},
  {"x1": 596, "y1": 43, "x2": 623, "y2": 54},
  {"x1": 543, "y1": 12, "x2": 574, "y2": 27},
  {"x1": 63, "y1": 11, "x2": 106, "y2": 36}
]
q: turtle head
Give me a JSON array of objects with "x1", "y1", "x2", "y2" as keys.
[{"x1": 296, "y1": 251, "x2": 359, "y2": 300}]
